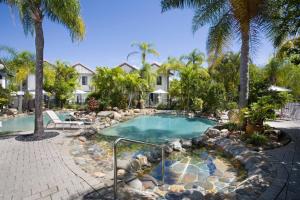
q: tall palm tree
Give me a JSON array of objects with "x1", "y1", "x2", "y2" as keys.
[
  {"x1": 127, "y1": 42, "x2": 160, "y2": 65},
  {"x1": 1, "y1": 0, "x2": 85, "y2": 136},
  {"x1": 180, "y1": 49, "x2": 205, "y2": 68},
  {"x1": 161, "y1": 0, "x2": 273, "y2": 108}
]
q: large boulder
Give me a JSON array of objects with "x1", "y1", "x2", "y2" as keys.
[
  {"x1": 180, "y1": 139, "x2": 192, "y2": 148},
  {"x1": 97, "y1": 111, "x2": 114, "y2": 118},
  {"x1": 113, "y1": 111, "x2": 122, "y2": 120},
  {"x1": 205, "y1": 128, "x2": 221, "y2": 138}
]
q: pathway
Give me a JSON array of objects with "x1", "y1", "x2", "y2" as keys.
[
  {"x1": 259, "y1": 120, "x2": 300, "y2": 200},
  {"x1": 0, "y1": 131, "x2": 105, "y2": 200}
]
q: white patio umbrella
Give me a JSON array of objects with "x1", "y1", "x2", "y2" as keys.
[
  {"x1": 74, "y1": 89, "x2": 87, "y2": 94},
  {"x1": 152, "y1": 89, "x2": 168, "y2": 94},
  {"x1": 29, "y1": 90, "x2": 47, "y2": 96},
  {"x1": 268, "y1": 85, "x2": 292, "y2": 92}
]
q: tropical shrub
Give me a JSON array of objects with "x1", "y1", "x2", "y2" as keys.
[
  {"x1": 0, "y1": 86, "x2": 10, "y2": 109},
  {"x1": 203, "y1": 82, "x2": 226, "y2": 114},
  {"x1": 43, "y1": 61, "x2": 79, "y2": 108},
  {"x1": 87, "y1": 97, "x2": 99, "y2": 111},
  {"x1": 222, "y1": 122, "x2": 241, "y2": 132},
  {"x1": 192, "y1": 98, "x2": 203, "y2": 111},
  {"x1": 247, "y1": 132, "x2": 268, "y2": 146},
  {"x1": 244, "y1": 96, "x2": 276, "y2": 126}
]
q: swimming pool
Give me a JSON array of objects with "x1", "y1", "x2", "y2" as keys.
[
  {"x1": 100, "y1": 114, "x2": 216, "y2": 143},
  {"x1": 0, "y1": 112, "x2": 69, "y2": 133}
]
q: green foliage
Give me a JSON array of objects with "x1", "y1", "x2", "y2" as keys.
[
  {"x1": 127, "y1": 42, "x2": 159, "y2": 65},
  {"x1": 91, "y1": 67, "x2": 147, "y2": 110},
  {"x1": 277, "y1": 37, "x2": 300, "y2": 65},
  {"x1": 156, "y1": 103, "x2": 169, "y2": 110},
  {"x1": 226, "y1": 102, "x2": 238, "y2": 110},
  {"x1": 222, "y1": 122, "x2": 240, "y2": 132},
  {"x1": 203, "y1": 82, "x2": 226, "y2": 114},
  {"x1": 192, "y1": 98, "x2": 203, "y2": 111},
  {"x1": 0, "y1": 85, "x2": 10, "y2": 109},
  {"x1": 43, "y1": 61, "x2": 79, "y2": 108},
  {"x1": 5, "y1": 51, "x2": 35, "y2": 91},
  {"x1": 209, "y1": 52, "x2": 240, "y2": 102},
  {"x1": 244, "y1": 96, "x2": 276, "y2": 126},
  {"x1": 247, "y1": 132, "x2": 268, "y2": 146}
]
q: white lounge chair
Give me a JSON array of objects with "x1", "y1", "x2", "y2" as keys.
[{"x1": 45, "y1": 110, "x2": 84, "y2": 129}]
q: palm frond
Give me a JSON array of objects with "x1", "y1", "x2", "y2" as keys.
[
  {"x1": 191, "y1": 0, "x2": 228, "y2": 33},
  {"x1": 206, "y1": 13, "x2": 236, "y2": 58},
  {"x1": 127, "y1": 51, "x2": 139, "y2": 61},
  {"x1": 43, "y1": 0, "x2": 85, "y2": 41},
  {"x1": 161, "y1": 0, "x2": 202, "y2": 12}
]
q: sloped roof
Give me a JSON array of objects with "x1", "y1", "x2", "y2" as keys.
[
  {"x1": 118, "y1": 62, "x2": 138, "y2": 71},
  {"x1": 72, "y1": 63, "x2": 95, "y2": 74}
]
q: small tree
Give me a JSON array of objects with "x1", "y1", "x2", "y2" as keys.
[{"x1": 44, "y1": 61, "x2": 79, "y2": 108}]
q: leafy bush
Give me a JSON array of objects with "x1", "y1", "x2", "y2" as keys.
[
  {"x1": 157, "y1": 103, "x2": 168, "y2": 110},
  {"x1": 247, "y1": 132, "x2": 268, "y2": 146},
  {"x1": 203, "y1": 82, "x2": 226, "y2": 114},
  {"x1": 0, "y1": 86, "x2": 10, "y2": 109},
  {"x1": 244, "y1": 96, "x2": 276, "y2": 126},
  {"x1": 192, "y1": 98, "x2": 203, "y2": 111},
  {"x1": 222, "y1": 122, "x2": 241, "y2": 131},
  {"x1": 226, "y1": 102, "x2": 238, "y2": 110},
  {"x1": 87, "y1": 97, "x2": 99, "y2": 111}
]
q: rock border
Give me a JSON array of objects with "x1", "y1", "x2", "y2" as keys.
[{"x1": 116, "y1": 127, "x2": 277, "y2": 199}]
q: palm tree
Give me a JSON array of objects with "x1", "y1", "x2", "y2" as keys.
[
  {"x1": 8, "y1": 51, "x2": 35, "y2": 113},
  {"x1": 180, "y1": 49, "x2": 205, "y2": 68},
  {"x1": 1, "y1": 0, "x2": 85, "y2": 136},
  {"x1": 127, "y1": 42, "x2": 160, "y2": 65},
  {"x1": 161, "y1": 0, "x2": 273, "y2": 108},
  {"x1": 158, "y1": 57, "x2": 184, "y2": 106}
]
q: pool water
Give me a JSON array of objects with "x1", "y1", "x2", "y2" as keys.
[
  {"x1": 150, "y1": 150, "x2": 238, "y2": 194},
  {"x1": 0, "y1": 112, "x2": 69, "y2": 133},
  {"x1": 100, "y1": 114, "x2": 216, "y2": 143}
]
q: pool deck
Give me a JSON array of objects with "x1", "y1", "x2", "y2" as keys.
[
  {"x1": 259, "y1": 120, "x2": 300, "y2": 200},
  {"x1": 0, "y1": 130, "x2": 107, "y2": 200}
]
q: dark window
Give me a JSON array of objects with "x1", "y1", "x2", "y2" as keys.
[
  {"x1": 82, "y1": 76, "x2": 87, "y2": 85},
  {"x1": 156, "y1": 76, "x2": 162, "y2": 85},
  {"x1": 0, "y1": 74, "x2": 2, "y2": 79}
]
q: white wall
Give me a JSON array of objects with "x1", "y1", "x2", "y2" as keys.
[
  {"x1": 73, "y1": 64, "x2": 95, "y2": 92},
  {"x1": 119, "y1": 64, "x2": 136, "y2": 73},
  {"x1": 27, "y1": 74, "x2": 36, "y2": 91}
]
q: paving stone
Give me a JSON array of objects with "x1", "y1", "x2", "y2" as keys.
[{"x1": 0, "y1": 131, "x2": 100, "y2": 200}]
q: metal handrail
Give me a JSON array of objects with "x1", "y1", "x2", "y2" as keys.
[{"x1": 113, "y1": 138, "x2": 165, "y2": 200}]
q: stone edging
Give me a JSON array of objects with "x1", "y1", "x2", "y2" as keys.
[{"x1": 190, "y1": 128, "x2": 277, "y2": 199}]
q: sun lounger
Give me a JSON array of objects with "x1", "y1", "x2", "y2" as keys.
[{"x1": 45, "y1": 110, "x2": 84, "y2": 129}]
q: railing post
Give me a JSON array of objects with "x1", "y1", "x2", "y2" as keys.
[{"x1": 161, "y1": 146, "x2": 165, "y2": 184}]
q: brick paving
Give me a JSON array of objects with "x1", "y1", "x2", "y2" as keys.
[
  {"x1": 0, "y1": 131, "x2": 104, "y2": 200},
  {"x1": 259, "y1": 120, "x2": 300, "y2": 200}
]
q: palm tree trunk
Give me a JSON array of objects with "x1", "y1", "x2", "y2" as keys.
[
  {"x1": 239, "y1": 30, "x2": 250, "y2": 108},
  {"x1": 34, "y1": 20, "x2": 44, "y2": 136}
]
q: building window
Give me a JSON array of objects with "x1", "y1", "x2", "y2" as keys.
[
  {"x1": 0, "y1": 74, "x2": 2, "y2": 79},
  {"x1": 82, "y1": 76, "x2": 87, "y2": 85},
  {"x1": 157, "y1": 76, "x2": 162, "y2": 85}
]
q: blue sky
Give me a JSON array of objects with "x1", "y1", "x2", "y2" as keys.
[{"x1": 0, "y1": 0, "x2": 275, "y2": 69}]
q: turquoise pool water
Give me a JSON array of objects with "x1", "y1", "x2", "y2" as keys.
[
  {"x1": 101, "y1": 114, "x2": 216, "y2": 143},
  {"x1": 0, "y1": 112, "x2": 69, "y2": 133}
]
